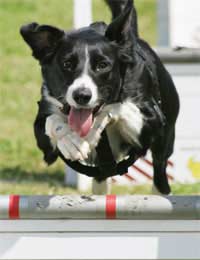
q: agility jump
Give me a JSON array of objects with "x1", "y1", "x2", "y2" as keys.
[{"x1": 0, "y1": 195, "x2": 200, "y2": 259}]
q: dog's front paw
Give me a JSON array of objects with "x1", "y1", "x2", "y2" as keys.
[
  {"x1": 100, "y1": 103, "x2": 121, "y2": 121},
  {"x1": 85, "y1": 103, "x2": 121, "y2": 149},
  {"x1": 58, "y1": 132, "x2": 91, "y2": 161},
  {"x1": 86, "y1": 112, "x2": 110, "y2": 149},
  {"x1": 45, "y1": 114, "x2": 91, "y2": 161}
]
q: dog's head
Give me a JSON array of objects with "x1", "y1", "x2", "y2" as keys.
[{"x1": 20, "y1": 5, "x2": 135, "y2": 136}]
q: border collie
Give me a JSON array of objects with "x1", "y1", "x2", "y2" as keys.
[{"x1": 20, "y1": 0, "x2": 179, "y2": 194}]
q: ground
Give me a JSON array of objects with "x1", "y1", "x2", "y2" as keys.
[{"x1": 0, "y1": 0, "x2": 199, "y2": 195}]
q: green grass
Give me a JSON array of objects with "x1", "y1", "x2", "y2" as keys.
[
  {"x1": 0, "y1": 0, "x2": 74, "y2": 191},
  {"x1": 0, "y1": 179, "x2": 198, "y2": 195},
  {"x1": 0, "y1": 0, "x2": 198, "y2": 195},
  {"x1": 113, "y1": 183, "x2": 200, "y2": 195}
]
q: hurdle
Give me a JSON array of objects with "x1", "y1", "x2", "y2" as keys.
[{"x1": 0, "y1": 195, "x2": 200, "y2": 259}]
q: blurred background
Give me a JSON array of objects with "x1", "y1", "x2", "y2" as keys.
[{"x1": 0, "y1": 0, "x2": 199, "y2": 195}]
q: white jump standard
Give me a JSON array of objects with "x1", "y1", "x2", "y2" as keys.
[{"x1": 0, "y1": 195, "x2": 200, "y2": 260}]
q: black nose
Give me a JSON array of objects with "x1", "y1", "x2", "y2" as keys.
[{"x1": 73, "y1": 87, "x2": 92, "y2": 105}]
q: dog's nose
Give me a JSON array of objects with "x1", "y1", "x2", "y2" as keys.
[{"x1": 73, "y1": 87, "x2": 92, "y2": 105}]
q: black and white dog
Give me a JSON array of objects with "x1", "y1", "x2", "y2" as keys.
[{"x1": 20, "y1": 0, "x2": 179, "y2": 194}]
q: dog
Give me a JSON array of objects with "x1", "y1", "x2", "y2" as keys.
[{"x1": 20, "y1": 0, "x2": 179, "y2": 195}]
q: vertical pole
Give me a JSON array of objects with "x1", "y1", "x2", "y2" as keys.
[
  {"x1": 169, "y1": 0, "x2": 200, "y2": 48},
  {"x1": 157, "y1": 0, "x2": 169, "y2": 47},
  {"x1": 65, "y1": 0, "x2": 92, "y2": 190},
  {"x1": 74, "y1": 0, "x2": 92, "y2": 29}
]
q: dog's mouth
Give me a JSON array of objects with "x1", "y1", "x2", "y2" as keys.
[
  {"x1": 67, "y1": 105, "x2": 102, "y2": 137},
  {"x1": 63, "y1": 105, "x2": 102, "y2": 137},
  {"x1": 67, "y1": 107, "x2": 93, "y2": 137},
  {"x1": 46, "y1": 94, "x2": 102, "y2": 137}
]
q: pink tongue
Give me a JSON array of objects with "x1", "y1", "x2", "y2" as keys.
[{"x1": 68, "y1": 107, "x2": 93, "y2": 137}]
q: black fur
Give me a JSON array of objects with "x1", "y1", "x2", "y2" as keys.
[
  {"x1": 20, "y1": 0, "x2": 179, "y2": 194},
  {"x1": 105, "y1": 0, "x2": 138, "y2": 37}
]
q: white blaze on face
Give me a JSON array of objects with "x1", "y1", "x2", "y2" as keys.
[
  {"x1": 66, "y1": 46, "x2": 99, "y2": 137},
  {"x1": 66, "y1": 45, "x2": 98, "y2": 108}
]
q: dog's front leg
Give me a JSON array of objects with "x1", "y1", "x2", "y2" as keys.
[
  {"x1": 117, "y1": 101, "x2": 144, "y2": 147},
  {"x1": 85, "y1": 103, "x2": 121, "y2": 150},
  {"x1": 87, "y1": 101, "x2": 144, "y2": 148},
  {"x1": 85, "y1": 101, "x2": 144, "y2": 154},
  {"x1": 45, "y1": 114, "x2": 91, "y2": 161}
]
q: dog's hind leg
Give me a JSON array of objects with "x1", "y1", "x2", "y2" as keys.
[{"x1": 151, "y1": 126, "x2": 175, "y2": 195}]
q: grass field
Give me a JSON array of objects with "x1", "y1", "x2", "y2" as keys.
[{"x1": 0, "y1": 0, "x2": 199, "y2": 195}]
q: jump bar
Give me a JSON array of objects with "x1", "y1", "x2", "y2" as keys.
[
  {"x1": 156, "y1": 47, "x2": 200, "y2": 63},
  {"x1": 0, "y1": 195, "x2": 199, "y2": 220}
]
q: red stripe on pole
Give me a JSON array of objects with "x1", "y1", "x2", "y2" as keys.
[
  {"x1": 141, "y1": 158, "x2": 174, "y2": 181},
  {"x1": 142, "y1": 157, "x2": 153, "y2": 166},
  {"x1": 125, "y1": 173, "x2": 136, "y2": 181},
  {"x1": 131, "y1": 165, "x2": 152, "y2": 180},
  {"x1": 106, "y1": 195, "x2": 116, "y2": 219},
  {"x1": 142, "y1": 157, "x2": 174, "y2": 168},
  {"x1": 167, "y1": 160, "x2": 174, "y2": 167},
  {"x1": 9, "y1": 195, "x2": 20, "y2": 219},
  {"x1": 167, "y1": 173, "x2": 174, "y2": 181}
]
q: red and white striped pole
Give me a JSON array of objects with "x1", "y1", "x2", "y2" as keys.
[{"x1": 0, "y1": 195, "x2": 199, "y2": 219}]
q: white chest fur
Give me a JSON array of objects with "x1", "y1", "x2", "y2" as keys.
[{"x1": 106, "y1": 100, "x2": 144, "y2": 162}]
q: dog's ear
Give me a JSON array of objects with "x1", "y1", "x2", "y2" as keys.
[
  {"x1": 105, "y1": 4, "x2": 134, "y2": 45},
  {"x1": 20, "y1": 22, "x2": 64, "y2": 62},
  {"x1": 90, "y1": 22, "x2": 108, "y2": 35}
]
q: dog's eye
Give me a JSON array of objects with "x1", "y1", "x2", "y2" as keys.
[
  {"x1": 63, "y1": 60, "x2": 74, "y2": 71},
  {"x1": 96, "y1": 61, "x2": 109, "y2": 72}
]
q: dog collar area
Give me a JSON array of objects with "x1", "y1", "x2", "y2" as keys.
[{"x1": 62, "y1": 130, "x2": 141, "y2": 181}]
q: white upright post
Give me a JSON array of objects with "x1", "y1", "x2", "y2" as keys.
[
  {"x1": 167, "y1": 0, "x2": 200, "y2": 183},
  {"x1": 169, "y1": 0, "x2": 200, "y2": 48},
  {"x1": 74, "y1": 0, "x2": 92, "y2": 29},
  {"x1": 65, "y1": 0, "x2": 92, "y2": 191},
  {"x1": 157, "y1": 0, "x2": 169, "y2": 46}
]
